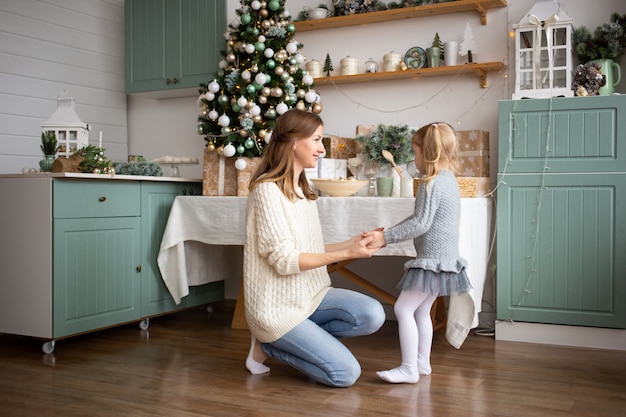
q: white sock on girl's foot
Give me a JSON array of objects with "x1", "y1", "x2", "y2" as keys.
[
  {"x1": 246, "y1": 335, "x2": 270, "y2": 375},
  {"x1": 376, "y1": 365, "x2": 419, "y2": 384},
  {"x1": 418, "y1": 354, "x2": 432, "y2": 375}
]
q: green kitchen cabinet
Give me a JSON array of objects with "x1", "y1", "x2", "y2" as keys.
[
  {"x1": 0, "y1": 176, "x2": 223, "y2": 353},
  {"x1": 497, "y1": 96, "x2": 626, "y2": 328},
  {"x1": 125, "y1": 0, "x2": 227, "y2": 94}
]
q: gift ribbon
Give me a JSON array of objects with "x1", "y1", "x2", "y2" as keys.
[{"x1": 218, "y1": 155, "x2": 225, "y2": 195}]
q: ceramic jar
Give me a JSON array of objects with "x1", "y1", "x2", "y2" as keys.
[
  {"x1": 383, "y1": 51, "x2": 402, "y2": 72},
  {"x1": 306, "y1": 60, "x2": 323, "y2": 78},
  {"x1": 340, "y1": 56, "x2": 359, "y2": 75}
]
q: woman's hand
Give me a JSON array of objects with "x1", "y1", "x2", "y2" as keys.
[{"x1": 362, "y1": 228, "x2": 386, "y2": 249}]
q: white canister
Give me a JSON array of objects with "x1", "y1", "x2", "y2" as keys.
[
  {"x1": 306, "y1": 60, "x2": 323, "y2": 78},
  {"x1": 383, "y1": 51, "x2": 402, "y2": 72},
  {"x1": 340, "y1": 56, "x2": 359, "y2": 75},
  {"x1": 444, "y1": 41, "x2": 458, "y2": 66}
]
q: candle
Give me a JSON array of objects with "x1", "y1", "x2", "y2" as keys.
[{"x1": 99, "y1": 131, "x2": 102, "y2": 148}]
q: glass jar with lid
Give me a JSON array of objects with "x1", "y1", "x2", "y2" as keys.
[{"x1": 364, "y1": 57, "x2": 378, "y2": 73}]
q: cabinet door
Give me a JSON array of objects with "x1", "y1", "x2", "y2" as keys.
[
  {"x1": 53, "y1": 217, "x2": 142, "y2": 338},
  {"x1": 141, "y1": 182, "x2": 223, "y2": 317},
  {"x1": 496, "y1": 173, "x2": 626, "y2": 328},
  {"x1": 125, "y1": 0, "x2": 226, "y2": 94}
]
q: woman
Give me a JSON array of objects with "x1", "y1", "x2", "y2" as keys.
[{"x1": 243, "y1": 109, "x2": 385, "y2": 388}]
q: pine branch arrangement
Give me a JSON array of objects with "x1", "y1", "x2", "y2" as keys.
[
  {"x1": 573, "y1": 13, "x2": 626, "y2": 62},
  {"x1": 40, "y1": 131, "x2": 59, "y2": 155},
  {"x1": 355, "y1": 124, "x2": 415, "y2": 168}
]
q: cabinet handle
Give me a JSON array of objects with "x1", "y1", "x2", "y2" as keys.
[
  {"x1": 136, "y1": 265, "x2": 142, "y2": 273},
  {"x1": 172, "y1": 77, "x2": 178, "y2": 84},
  {"x1": 99, "y1": 196, "x2": 107, "y2": 202},
  {"x1": 166, "y1": 78, "x2": 171, "y2": 85},
  {"x1": 166, "y1": 78, "x2": 179, "y2": 85}
]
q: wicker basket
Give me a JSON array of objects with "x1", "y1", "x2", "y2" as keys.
[{"x1": 413, "y1": 177, "x2": 490, "y2": 198}]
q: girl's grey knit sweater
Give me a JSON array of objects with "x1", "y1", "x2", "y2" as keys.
[{"x1": 383, "y1": 170, "x2": 467, "y2": 273}]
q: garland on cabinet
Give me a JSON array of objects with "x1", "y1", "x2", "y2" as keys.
[{"x1": 196, "y1": 0, "x2": 322, "y2": 169}]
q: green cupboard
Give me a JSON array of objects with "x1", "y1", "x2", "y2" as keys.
[
  {"x1": 497, "y1": 96, "x2": 626, "y2": 329},
  {"x1": 125, "y1": 0, "x2": 227, "y2": 94}
]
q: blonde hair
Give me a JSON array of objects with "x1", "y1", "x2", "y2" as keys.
[
  {"x1": 413, "y1": 122, "x2": 458, "y2": 187},
  {"x1": 249, "y1": 109, "x2": 320, "y2": 201}
]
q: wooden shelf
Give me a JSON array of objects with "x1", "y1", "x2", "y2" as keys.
[
  {"x1": 312, "y1": 62, "x2": 505, "y2": 88},
  {"x1": 293, "y1": 0, "x2": 507, "y2": 32}
]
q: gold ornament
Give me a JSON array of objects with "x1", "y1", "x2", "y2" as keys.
[
  {"x1": 217, "y1": 145, "x2": 224, "y2": 155},
  {"x1": 259, "y1": 96, "x2": 267, "y2": 104},
  {"x1": 274, "y1": 66, "x2": 284, "y2": 76},
  {"x1": 207, "y1": 143, "x2": 216, "y2": 152},
  {"x1": 260, "y1": 9, "x2": 268, "y2": 18},
  {"x1": 312, "y1": 102, "x2": 323, "y2": 114},
  {"x1": 262, "y1": 87, "x2": 271, "y2": 96},
  {"x1": 251, "y1": 65, "x2": 259, "y2": 73},
  {"x1": 259, "y1": 129, "x2": 267, "y2": 139},
  {"x1": 296, "y1": 101, "x2": 305, "y2": 110}
]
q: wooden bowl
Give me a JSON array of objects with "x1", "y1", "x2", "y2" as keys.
[{"x1": 311, "y1": 178, "x2": 368, "y2": 197}]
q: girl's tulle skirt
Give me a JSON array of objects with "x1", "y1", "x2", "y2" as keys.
[{"x1": 397, "y1": 267, "x2": 472, "y2": 297}]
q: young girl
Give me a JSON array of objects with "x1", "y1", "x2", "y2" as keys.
[
  {"x1": 243, "y1": 109, "x2": 385, "y2": 387},
  {"x1": 368, "y1": 122, "x2": 471, "y2": 384}
]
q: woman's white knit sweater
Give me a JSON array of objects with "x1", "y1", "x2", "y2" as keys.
[{"x1": 243, "y1": 182, "x2": 331, "y2": 343}]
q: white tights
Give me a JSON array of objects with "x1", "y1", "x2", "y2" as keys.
[{"x1": 377, "y1": 288, "x2": 436, "y2": 384}]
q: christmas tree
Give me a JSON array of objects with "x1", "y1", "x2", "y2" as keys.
[{"x1": 197, "y1": 0, "x2": 322, "y2": 168}]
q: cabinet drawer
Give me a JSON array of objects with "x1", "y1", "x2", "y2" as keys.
[{"x1": 54, "y1": 180, "x2": 141, "y2": 218}]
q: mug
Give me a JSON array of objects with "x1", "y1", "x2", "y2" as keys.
[{"x1": 591, "y1": 59, "x2": 621, "y2": 96}]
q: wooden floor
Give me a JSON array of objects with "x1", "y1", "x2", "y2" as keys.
[{"x1": 1, "y1": 301, "x2": 625, "y2": 417}]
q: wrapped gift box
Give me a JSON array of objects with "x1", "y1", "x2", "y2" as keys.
[
  {"x1": 355, "y1": 124, "x2": 377, "y2": 137},
  {"x1": 323, "y1": 136, "x2": 361, "y2": 159},
  {"x1": 203, "y1": 148, "x2": 237, "y2": 196},
  {"x1": 457, "y1": 130, "x2": 489, "y2": 177},
  {"x1": 318, "y1": 158, "x2": 347, "y2": 179},
  {"x1": 236, "y1": 157, "x2": 262, "y2": 197}
]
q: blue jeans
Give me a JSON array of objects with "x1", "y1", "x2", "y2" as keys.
[{"x1": 261, "y1": 288, "x2": 385, "y2": 387}]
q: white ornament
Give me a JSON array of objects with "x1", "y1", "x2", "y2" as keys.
[
  {"x1": 208, "y1": 80, "x2": 220, "y2": 93},
  {"x1": 264, "y1": 48, "x2": 274, "y2": 58},
  {"x1": 295, "y1": 53, "x2": 305, "y2": 64},
  {"x1": 235, "y1": 158, "x2": 248, "y2": 170},
  {"x1": 255, "y1": 73, "x2": 267, "y2": 85},
  {"x1": 286, "y1": 42, "x2": 298, "y2": 54},
  {"x1": 230, "y1": 18, "x2": 240, "y2": 28},
  {"x1": 302, "y1": 74, "x2": 314, "y2": 86},
  {"x1": 245, "y1": 43, "x2": 256, "y2": 54},
  {"x1": 219, "y1": 60, "x2": 228, "y2": 69},
  {"x1": 241, "y1": 70, "x2": 252, "y2": 81},
  {"x1": 223, "y1": 143, "x2": 236, "y2": 157},
  {"x1": 258, "y1": 35, "x2": 266, "y2": 43},
  {"x1": 276, "y1": 102, "x2": 288, "y2": 115},
  {"x1": 218, "y1": 114, "x2": 230, "y2": 127},
  {"x1": 251, "y1": 0, "x2": 261, "y2": 10},
  {"x1": 208, "y1": 109, "x2": 219, "y2": 120},
  {"x1": 250, "y1": 105, "x2": 261, "y2": 116},
  {"x1": 205, "y1": 92, "x2": 215, "y2": 101},
  {"x1": 304, "y1": 91, "x2": 317, "y2": 103},
  {"x1": 237, "y1": 96, "x2": 248, "y2": 107}
]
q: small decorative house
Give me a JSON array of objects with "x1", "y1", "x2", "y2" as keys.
[
  {"x1": 40, "y1": 90, "x2": 89, "y2": 158},
  {"x1": 512, "y1": 0, "x2": 574, "y2": 99}
]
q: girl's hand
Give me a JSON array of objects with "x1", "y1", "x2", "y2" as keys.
[{"x1": 365, "y1": 230, "x2": 386, "y2": 249}]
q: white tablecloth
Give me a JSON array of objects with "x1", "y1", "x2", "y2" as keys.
[{"x1": 158, "y1": 196, "x2": 493, "y2": 347}]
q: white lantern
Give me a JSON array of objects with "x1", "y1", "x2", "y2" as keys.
[
  {"x1": 512, "y1": 0, "x2": 574, "y2": 99},
  {"x1": 40, "y1": 90, "x2": 90, "y2": 158}
]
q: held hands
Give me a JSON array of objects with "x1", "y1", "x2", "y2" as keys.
[{"x1": 362, "y1": 228, "x2": 386, "y2": 249}]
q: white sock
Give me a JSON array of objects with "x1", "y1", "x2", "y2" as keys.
[
  {"x1": 245, "y1": 335, "x2": 270, "y2": 375},
  {"x1": 376, "y1": 364, "x2": 419, "y2": 384},
  {"x1": 418, "y1": 354, "x2": 432, "y2": 375}
]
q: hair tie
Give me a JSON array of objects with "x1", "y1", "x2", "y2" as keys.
[{"x1": 431, "y1": 123, "x2": 438, "y2": 128}]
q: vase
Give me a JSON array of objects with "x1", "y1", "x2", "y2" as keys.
[
  {"x1": 426, "y1": 47, "x2": 440, "y2": 68},
  {"x1": 376, "y1": 177, "x2": 393, "y2": 197},
  {"x1": 39, "y1": 155, "x2": 55, "y2": 172},
  {"x1": 443, "y1": 41, "x2": 458, "y2": 66},
  {"x1": 591, "y1": 59, "x2": 621, "y2": 96}
]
